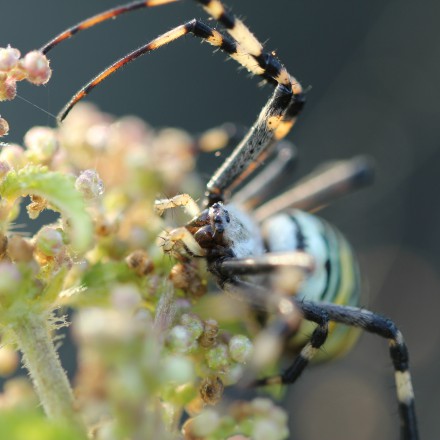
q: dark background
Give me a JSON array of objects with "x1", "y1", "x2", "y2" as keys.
[{"x1": 2, "y1": 0, "x2": 440, "y2": 438}]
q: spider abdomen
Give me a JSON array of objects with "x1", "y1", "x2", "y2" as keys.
[{"x1": 262, "y1": 210, "x2": 362, "y2": 359}]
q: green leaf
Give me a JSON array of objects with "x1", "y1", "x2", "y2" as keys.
[
  {"x1": 0, "y1": 166, "x2": 93, "y2": 253},
  {"x1": 0, "y1": 409, "x2": 87, "y2": 440}
]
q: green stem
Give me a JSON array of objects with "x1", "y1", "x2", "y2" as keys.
[{"x1": 13, "y1": 313, "x2": 82, "y2": 427}]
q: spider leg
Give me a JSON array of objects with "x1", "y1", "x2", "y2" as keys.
[
  {"x1": 212, "y1": 252, "x2": 314, "y2": 315},
  {"x1": 215, "y1": 251, "x2": 314, "y2": 277},
  {"x1": 155, "y1": 193, "x2": 200, "y2": 217},
  {"x1": 195, "y1": 0, "x2": 264, "y2": 58},
  {"x1": 194, "y1": 0, "x2": 306, "y2": 204},
  {"x1": 215, "y1": 255, "x2": 418, "y2": 439},
  {"x1": 253, "y1": 301, "x2": 330, "y2": 386},
  {"x1": 40, "y1": 0, "x2": 179, "y2": 54},
  {"x1": 200, "y1": 0, "x2": 306, "y2": 202},
  {"x1": 204, "y1": 83, "x2": 296, "y2": 205},
  {"x1": 42, "y1": 0, "x2": 305, "y2": 204},
  {"x1": 318, "y1": 302, "x2": 418, "y2": 440},
  {"x1": 218, "y1": 259, "x2": 327, "y2": 376},
  {"x1": 254, "y1": 155, "x2": 374, "y2": 222},
  {"x1": 57, "y1": 19, "x2": 294, "y2": 123},
  {"x1": 161, "y1": 226, "x2": 206, "y2": 258},
  {"x1": 231, "y1": 141, "x2": 297, "y2": 209},
  {"x1": 256, "y1": 300, "x2": 419, "y2": 440},
  {"x1": 196, "y1": 0, "x2": 302, "y2": 99},
  {"x1": 218, "y1": 274, "x2": 329, "y2": 388},
  {"x1": 51, "y1": 1, "x2": 305, "y2": 204}
]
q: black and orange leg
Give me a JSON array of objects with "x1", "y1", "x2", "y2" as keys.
[
  {"x1": 40, "y1": 0, "x2": 179, "y2": 54},
  {"x1": 56, "y1": 18, "x2": 294, "y2": 120},
  {"x1": 46, "y1": 0, "x2": 305, "y2": 204},
  {"x1": 54, "y1": 20, "x2": 298, "y2": 207}
]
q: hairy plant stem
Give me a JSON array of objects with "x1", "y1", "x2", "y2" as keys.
[{"x1": 12, "y1": 312, "x2": 83, "y2": 429}]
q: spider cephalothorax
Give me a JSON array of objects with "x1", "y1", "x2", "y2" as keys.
[{"x1": 186, "y1": 202, "x2": 264, "y2": 259}]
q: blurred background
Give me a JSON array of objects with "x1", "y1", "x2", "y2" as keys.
[{"x1": 1, "y1": 0, "x2": 439, "y2": 438}]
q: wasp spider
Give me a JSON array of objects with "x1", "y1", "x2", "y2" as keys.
[{"x1": 41, "y1": 1, "x2": 419, "y2": 438}]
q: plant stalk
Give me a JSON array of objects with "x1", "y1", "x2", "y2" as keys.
[{"x1": 13, "y1": 313, "x2": 81, "y2": 426}]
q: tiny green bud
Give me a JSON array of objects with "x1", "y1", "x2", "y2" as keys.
[
  {"x1": 229, "y1": 335, "x2": 253, "y2": 364},
  {"x1": 180, "y1": 313, "x2": 204, "y2": 340},
  {"x1": 167, "y1": 325, "x2": 192, "y2": 353},
  {"x1": 206, "y1": 343, "x2": 230, "y2": 371},
  {"x1": 24, "y1": 126, "x2": 58, "y2": 162},
  {"x1": 75, "y1": 169, "x2": 104, "y2": 200},
  {"x1": 35, "y1": 226, "x2": 64, "y2": 257}
]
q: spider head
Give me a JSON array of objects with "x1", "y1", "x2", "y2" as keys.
[
  {"x1": 186, "y1": 202, "x2": 264, "y2": 259},
  {"x1": 185, "y1": 203, "x2": 230, "y2": 251}
]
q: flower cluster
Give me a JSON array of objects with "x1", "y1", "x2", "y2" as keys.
[
  {"x1": 0, "y1": 46, "x2": 51, "y2": 137},
  {"x1": 0, "y1": 102, "x2": 290, "y2": 439},
  {"x1": 183, "y1": 398, "x2": 289, "y2": 440}
]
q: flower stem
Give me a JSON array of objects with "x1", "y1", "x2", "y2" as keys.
[{"x1": 13, "y1": 313, "x2": 82, "y2": 427}]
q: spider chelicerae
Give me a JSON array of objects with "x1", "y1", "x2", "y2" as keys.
[{"x1": 39, "y1": 0, "x2": 419, "y2": 438}]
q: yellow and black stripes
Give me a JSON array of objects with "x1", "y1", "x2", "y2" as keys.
[
  {"x1": 194, "y1": 0, "x2": 305, "y2": 143},
  {"x1": 195, "y1": 0, "x2": 302, "y2": 96},
  {"x1": 196, "y1": 0, "x2": 263, "y2": 57},
  {"x1": 320, "y1": 220, "x2": 361, "y2": 307},
  {"x1": 40, "y1": 0, "x2": 178, "y2": 54},
  {"x1": 191, "y1": 22, "x2": 290, "y2": 89}
]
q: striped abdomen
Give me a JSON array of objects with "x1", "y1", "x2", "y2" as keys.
[{"x1": 261, "y1": 210, "x2": 362, "y2": 360}]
